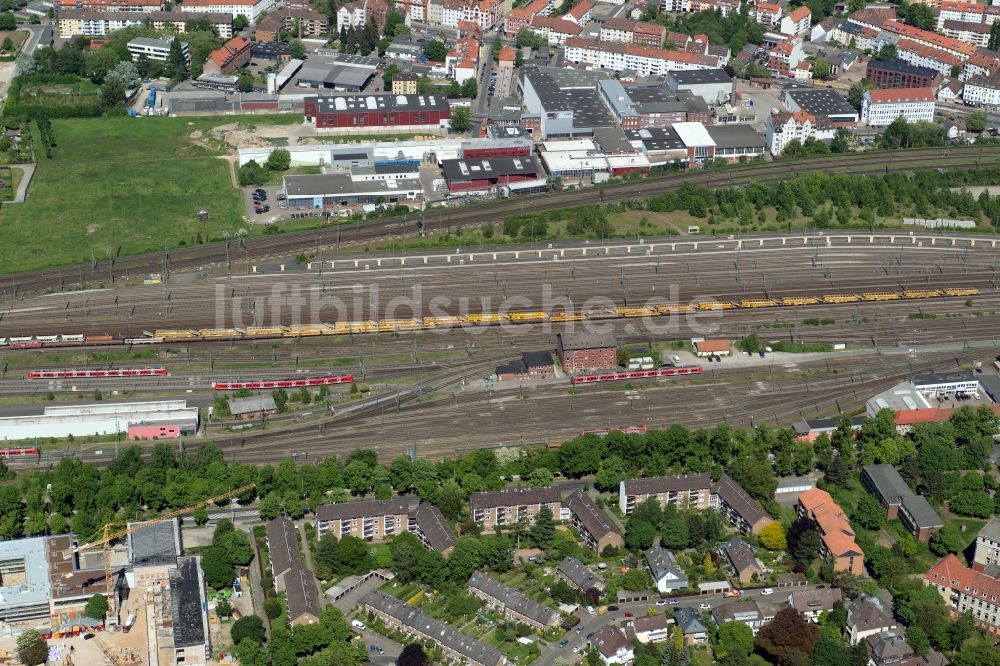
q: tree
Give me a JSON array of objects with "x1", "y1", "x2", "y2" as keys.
[
  {"x1": 755, "y1": 608, "x2": 819, "y2": 662},
  {"x1": 876, "y1": 43, "x2": 898, "y2": 60},
  {"x1": 929, "y1": 523, "x2": 964, "y2": 556},
  {"x1": 264, "y1": 595, "x2": 283, "y2": 619},
  {"x1": 397, "y1": 643, "x2": 429, "y2": 666},
  {"x1": 788, "y1": 519, "x2": 822, "y2": 567},
  {"x1": 966, "y1": 109, "x2": 988, "y2": 133},
  {"x1": 852, "y1": 494, "x2": 884, "y2": 531},
  {"x1": 16, "y1": 629, "x2": 47, "y2": 666},
  {"x1": 193, "y1": 507, "x2": 209, "y2": 526},
  {"x1": 759, "y1": 521, "x2": 787, "y2": 551},
  {"x1": 265, "y1": 148, "x2": 291, "y2": 172},
  {"x1": 461, "y1": 77, "x2": 478, "y2": 99},
  {"x1": 236, "y1": 71, "x2": 254, "y2": 93},
  {"x1": 812, "y1": 58, "x2": 830, "y2": 80},
  {"x1": 219, "y1": 529, "x2": 253, "y2": 566},
  {"x1": 450, "y1": 106, "x2": 472, "y2": 133},
  {"x1": 84, "y1": 594, "x2": 108, "y2": 620},
  {"x1": 0, "y1": 12, "x2": 15, "y2": 30},
  {"x1": 233, "y1": 14, "x2": 249, "y2": 31},
  {"x1": 516, "y1": 28, "x2": 547, "y2": 48},
  {"x1": 905, "y1": 3, "x2": 935, "y2": 30},
  {"x1": 99, "y1": 76, "x2": 126, "y2": 111},
  {"x1": 165, "y1": 38, "x2": 188, "y2": 80},
  {"x1": 716, "y1": 621, "x2": 754, "y2": 662},
  {"x1": 200, "y1": 545, "x2": 236, "y2": 589},
  {"x1": 625, "y1": 517, "x2": 656, "y2": 552},
  {"x1": 906, "y1": 625, "x2": 929, "y2": 657},
  {"x1": 422, "y1": 39, "x2": 447, "y2": 61},
  {"x1": 290, "y1": 40, "x2": 306, "y2": 59},
  {"x1": 1, "y1": 37, "x2": 12, "y2": 52},
  {"x1": 847, "y1": 83, "x2": 868, "y2": 111},
  {"x1": 231, "y1": 614, "x2": 266, "y2": 645},
  {"x1": 336, "y1": 535, "x2": 374, "y2": 575},
  {"x1": 531, "y1": 504, "x2": 556, "y2": 549},
  {"x1": 136, "y1": 53, "x2": 150, "y2": 78},
  {"x1": 622, "y1": 568, "x2": 653, "y2": 591},
  {"x1": 825, "y1": 454, "x2": 850, "y2": 486},
  {"x1": 238, "y1": 160, "x2": 268, "y2": 187}
]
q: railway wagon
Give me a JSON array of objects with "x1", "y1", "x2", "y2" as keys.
[
  {"x1": 580, "y1": 425, "x2": 648, "y2": 436},
  {"x1": 0, "y1": 448, "x2": 40, "y2": 457},
  {"x1": 27, "y1": 367, "x2": 169, "y2": 379},
  {"x1": 212, "y1": 375, "x2": 354, "y2": 390},
  {"x1": 571, "y1": 365, "x2": 703, "y2": 384}
]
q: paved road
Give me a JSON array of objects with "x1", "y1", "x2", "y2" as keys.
[
  {"x1": 474, "y1": 35, "x2": 496, "y2": 118},
  {"x1": 10, "y1": 164, "x2": 34, "y2": 203},
  {"x1": 358, "y1": 627, "x2": 403, "y2": 665}
]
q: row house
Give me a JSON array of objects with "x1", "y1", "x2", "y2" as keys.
[
  {"x1": 178, "y1": 0, "x2": 276, "y2": 24},
  {"x1": 564, "y1": 0, "x2": 591, "y2": 25},
  {"x1": 940, "y1": 20, "x2": 990, "y2": 48},
  {"x1": 897, "y1": 39, "x2": 962, "y2": 77},
  {"x1": 565, "y1": 490, "x2": 623, "y2": 553},
  {"x1": 926, "y1": 553, "x2": 1000, "y2": 636},
  {"x1": 337, "y1": 0, "x2": 388, "y2": 31},
  {"x1": 527, "y1": 14, "x2": 583, "y2": 45},
  {"x1": 409, "y1": 503, "x2": 457, "y2": 555},
  {"x1": 962, "y1": 53, "x2": 1000, "y2": 82},
  {"x1": 599, "y1": 18, "x2": 667, "y2": 47},
  {"x1": 468, "y1": 572, "x2": 560, "y2": 629},
  {"x1": 557, "y1": 556, "x2": 606, "y2": 594},
  {"x1": 797, "y1": 488, "x2": 865, "y2": 575},
  {"x1": 882, "y1": 19, "x2": 977, "y2": 61},
  {"x1": 768, "y1": 36, "x2": 805, "y2": 77},
  {"x1": 562, "y1": 37, "x2": 718, "y2": 77},
  {"x1": 675, "y1": 0, "x2": 739, "y2": 15},
  {"x1": 364, "y1": 592, "x2": 508, "y2": 666},
  {"x1": 59, "y1": 9, "x2": 232, "y2": 37},
  {"x1": 780, "y1": 5, "x2": 812, "y2": 36},
  {"x1": 52, "y1": 0, "x2": 161, "y2": 12},
  {"x1": 469, "y1": 487, "x2": 561, "y2": 532},
  {"x1": 765, "y1": 110, "x2": 835, "y2": 156},
  {"x1": 316, "y1": 497, "x2": 414, "y2": 541},
  {"x1": 710, "y1": 475, "x2": 774, "y2": 536},
  {"x1": 264, "y1": 517, "x2": 301, "y2": 592},
  {"x1": 749, "y1": 1, "x2": 782, "y2": 29},
  {"x1": 441, "y1": 0, "x2": 505, "y2": 30},
  {"x1": 861, "y1": 87, "x2": 936, "y2": 126},
  {"x1": 391, "y1": 0, "x2": 424, "y2": 20},
  {"x1": 936, "y1": 0, "x2": 989, "y2": 26},
  {"x1": 503, "y1": 0, "x2": 550, "y2": 35},
  {"x1": 446, "y1": 31, "x2": 480, "y2": 83}
]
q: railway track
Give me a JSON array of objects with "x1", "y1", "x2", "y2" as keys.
[{"x1": 3, "y1": 147, "x2": 1000, "y2": 299}]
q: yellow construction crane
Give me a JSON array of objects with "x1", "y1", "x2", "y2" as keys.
[{"x1": 73, "y1": 484, "x2": 256, "y2": 621}]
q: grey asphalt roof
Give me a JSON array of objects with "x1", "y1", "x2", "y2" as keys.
[
  {"x1": 645, "y1": 545, "x2": 687, "y2": 586},
  {"x1": 862, "y1": 464, "x2": 913, "y2": 503},
  {"x1": 315, "y1": 497, "x2": 417, "y2": 522},
  {"x1": 170, "y1": 557, "x2": 207, "y2": 649},
  {"x1": 566, "y1": 491, "x2": 619, "y2": 542},
  {"x1": 901, "y1": 494, "x2": 943, "y2": 529},
  {"x1": 469, "y1": 486, "x2": 560, "y2": 510},
  {"x1": 621, "y1": 473, "x2": 712, "y2": 496},
  {"x1": 558, "y1": 331, "x2": 617, "y2": 351},
  {"x1": 265, "y1": 517, "x2": 300, "y2": 577},
  {"x1": 705, "y1": 124, "x2": 765, "y2": 150},
  {"x1": 674, "y1": 607, "x2": 707, "y2": 634},
  {"x1": 128, "y1": 519, "x2": 180, "y2": 568},
  {"x1": 722, "y1": 538, "x2": 761, "y2": 574},
  {"x1": 667, "y1": 68, "x2": 733, "y2": 85},
  {"x1": 712, "y1": 475, "x2": 770, "y2": 527},
  {"x1": 284, "y1": 567, "x2": 322, "y2": 622},
  {"x1": 412, "y1": 503, "x2": 456, "y2": 553},
  {"x1": 364, "y1": 591, "x2": 506, "y2": 666},
  {"x1": 558, "y1": 556, "x2": 605, "y2": 591},
  {"x1": 468, "y1": 572, "x2": 558, "y2": 626}
]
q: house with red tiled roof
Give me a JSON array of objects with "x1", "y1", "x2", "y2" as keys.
[
  {"x1": 750, "y1": 1, "x2": 782, "y2": 28},
  {"x1": 599, "y1": 18, "x2": 667, "y2": 48},
  {"x1": 781, "y1": 5, "x2": 811, "y2": 36},
  {"x1": 798, "y1": 488, "x2": 864, "y2": 575},
  {"x1": 926, "y1": 553, "x2": 1000, "y2": 634},
  {"x1": 528, "y1": 14, "x2": 582, "y2": 44},
  {"x1": 693, "y1": 339, "x2": 730, "y2": 356},
  {"x1": 861, "y1": 86, "x2": 935, "y2": 126},
  {"x1": 503, "y1": 0, "x2": 550, "y2": 35},
  {"x1": 203, "y1": 35, "x2": 252, "y2": 75},
  {"x1": 564, "y1": 0, "x2": 592, "y2": 25}
]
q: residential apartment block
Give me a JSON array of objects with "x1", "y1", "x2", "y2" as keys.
[
  {"x1": 562, "y1": 38, "x2": 718, "y2": 77},
  {"x1": 963, "y1": 73, "x2": 1000, "y2": 108},
  {"x1": 780, "y1": 5, "x2": 812, "y2": 36},
  {"x1": 58, "y1": 9, "x2": 233, "y2": 37},
  {"x1": 178, "y1": 0, "x2": 276, "y2": 23},
  {"x1": 797, "y1": 488, "x2": 864, "y2": 575},
  {"x1": 409, "y1": 503, "x2": 457, "y2": 555},
  {"x1": 711, "y1": 475, "x2": 774, "y2": 536},
  {"x1": 364, "y1": 591, "x2": 508, "y2": 666},
  {"x1": 973, "y1": 518, "x2": 1000, "y2": 572},
  {"x1": 469, "y1": 487, "x2": 561, "y2": 532},
  {"x1": 316, "y1": 497, "x2": 415, "y2": 542},
  {"x1": 565, "y1": 490, "x2": 623, "y2": 553},
  {"x1": 861, "y1": 87, "x2": 935, "y2": 126},
  {"x1": 765, "y1": 110, "x2": 834, "y2": 156},
  {"x1": 599, "y1": 18, "x2": 668, "y2": 47},
  {"x1": 468, "y1": 572, "x2": 560, "y2": 629},
  {"x1": 264, "y1": 517, "x2": 301, "y2": 592},
  {"x1": 866, "y1": 59, "x2": 941, "y2": 89},
  {"x1": 127, "y1": 36, "x2": 188, "y2": 62},
  {"x1": 861, "y1": 464, "x2": 942, "y2": 542},
  {"x1": 926, "y1": 553, "x2": 1000, "y2": 635}
]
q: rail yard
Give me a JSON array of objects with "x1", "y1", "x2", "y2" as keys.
[{"x1": 1, "y1": 230, "x2": 1000, "y2": 468}]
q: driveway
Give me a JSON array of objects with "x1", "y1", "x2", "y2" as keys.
[{"x1": 10, "y1": 164, "x2": 33, "y2": 203}]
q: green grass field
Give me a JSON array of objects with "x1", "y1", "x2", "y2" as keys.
[{"x1": 0, "y1": 115, "x2": 302, "y2": 275}]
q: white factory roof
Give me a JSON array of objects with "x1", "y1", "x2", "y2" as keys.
[
  {"x1": 0, "y1": 537, "x2": 50, "y2": 609},
  {"x1": 43, "y1": 400, "x2": 189, "y2": 416},
  {"x1": 606, "y1": 154, "x2": 651, "y2": 169},
  {"x1": 0, "y1": 401, "x2": 197, "y2": 440},
  {"x1": 541, "y1": 139, "x2": 597, "y2": 153},
  {"x1": 672, "y1": 121, "x2": 716, "y2": 148},
  {"x1": 540, "y1": 153, "x2": 610, "y2": 172}
]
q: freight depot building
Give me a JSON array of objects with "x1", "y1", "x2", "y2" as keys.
[
  {"x1": 0, "y1": 400, "x2": 199, "y2": 440},
  {"x1": 303, "y1": 94, "x2": 451, "y2": 130}
]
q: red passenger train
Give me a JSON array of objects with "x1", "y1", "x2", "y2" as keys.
[
  {"x1": 212, "y1": 375, "x2": 354, "y2": 391},
  {"x1": 0, "y1": 448, "x2": 40, "y2": 457},
  {"x1": 27, "y1": 368, "x2": 169, "y2": 379},
  {"x1": 570, "y1": 365, "x2": 703, "y2": 384}
]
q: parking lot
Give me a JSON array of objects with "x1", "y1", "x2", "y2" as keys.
[{"x1": 243, "y1": 184, "x2": 286, "y2": 224}]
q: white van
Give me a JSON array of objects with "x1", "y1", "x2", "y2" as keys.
[
  {"x1": 672, "y1": 355, "x2": 681, "y2": 365},
  {"x1": 586, "y1": 606, "x2": 595, "y2": 615},
  {"x1": 351, "y1": 619, "x2": 367, "y2": 631}
]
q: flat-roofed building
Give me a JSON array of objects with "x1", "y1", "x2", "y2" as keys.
[
  {"x1": 128, "y1": 518, "x2": 181, "y2": 590},
  {"x1": 315, "y1": 497, "x2": 416, "y2": 542},
  {"x1": 364, "y1": 591, "x2": 509, "y2": 666},
  {"x1": 304, "y1": 93, "x2": 451, "y2": 129},
  {"x1": 666, "y1": 68, "x2": 733, "y2": 104},
  {"x1": 127, "y1": 35, "x2": 188, "y2": 62},
  {"x1": 469, "y1": 487, "x2": 561, "y2": 532},
  {"x1": 566, "y1": 490, "x2": 623, "y2": 553},
  {"x1": 168, "y1": 557, "x2": 211, "y2": 665},
  {"x1": 468, "y1": 572, "x2": 560, "y2": 629},
  {"x1": 911, "y1": 370, "x2": 979, "y2": 397},
  {"x1": 866, "y1": 58, "x2": 941, "y2": 89}
]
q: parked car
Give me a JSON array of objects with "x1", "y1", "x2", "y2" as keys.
[
  {"x1": 656, "y1": 600, "x2": 668, "y2": 607},
  {"x1": 254, "y1": 205, "x2": 263, "y2": 214},
  {"x1": 607, "y1": 605, "x2": 619, "y2": 611},
  {"x1": 559, "y1": 639, "x2": 569, "y2": 648},
  {"x1": 761, "y1": 588, "x2": 774, "y2": 596},
  {"x1": 699, "y1": 602, "x2": 711, "y2": 610},
  {"x1": 624, "y1": 611, "x2": 634, "y2": 618},
  {"x1": 668, "y1": 599, "x2": 680, "y2": 606}
]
